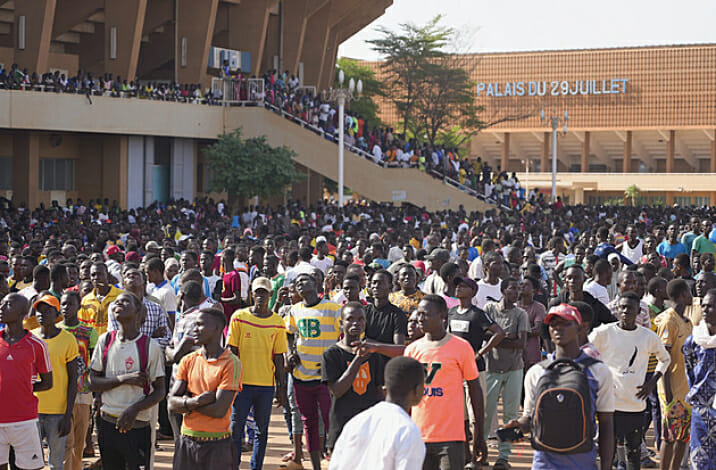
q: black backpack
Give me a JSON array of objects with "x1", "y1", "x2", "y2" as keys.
[{"x1": 531, "y1": 357, "x2": 599, "y2": 454}]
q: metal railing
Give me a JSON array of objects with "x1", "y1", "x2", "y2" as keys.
[
  {"x1": 211, "y1": 77, "x2": 265, "y2": 106},
  {"x1": 263, "y1": 101, "x2": 494, "y2": 205}
]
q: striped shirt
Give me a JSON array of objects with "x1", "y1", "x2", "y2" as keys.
[
  {"x1": 108, "y1": 297, "x2": 171, "y2": 348},
  {"x1": 286, "y1": 299, "x2": 342, "y2": 382}
]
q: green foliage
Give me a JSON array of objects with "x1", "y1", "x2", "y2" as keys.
[
  {"x1": 368, "y1": 15, "x2": 452, "y2": 138},
  {"x1": 204, "y1": 129, "x2": 303, "y2": 206},
  {"x1": 624, "y1": 184, "x2": 641, "y2": 206},
  {"x1": 604, "y1": 197, "x2": 625, "y2": 207},
  {"x1": 335, "y1": 58, "x2": 385, "y2": 128}
]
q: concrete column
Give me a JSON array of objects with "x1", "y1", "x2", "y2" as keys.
[
  {"x1": 127, "y1": 136, "x2": 145, "y2": 209},
  {"x1": 500, "y1": 133, "x2": 510, "y2": 172},
  {"x1": 710, "y1": 130, "x2": 716, "y2": 173},
  {"x1": 300, "y1": 2, "x2": 330, "y2": 86},
  {"x1": 541, "y1": 132, "x2": 549, "y2": 173},
  {"x1": 581, "y1": 131, "x2": 590, "y2": 173},
  {"x1": 666, "y1": 130, "x2": 675, "y2": 174},
  {"x1": 13, "y1": 134, "x2": 40, "y2": 210},
  {"x1": 282, "y1": 0, "x2": 329, "y2": 75},
  {"x1": 104, "y1": 0, "x2": 147, "y2": 80},
  {"x1": 15, "y1": 0, "x2": 57, "y2": 74},
  {"x1": 623, "y1": 130, "x2": 632, "y2": 173},
  {"x1": 102, "y1": 135, "x2": 128, "y2": 208},
  {"x1": 574, "y1": 187, "x2": 585, "y2": 205},
  {"x1": 176, "y1": 0, "x2": 219, "y2": 84},
  {"x1": 228, "y1": 0, "x2": 277, "y2": 75},
  {"x1": 143, "y1": 136, "x2": 155, "y2": 205}
]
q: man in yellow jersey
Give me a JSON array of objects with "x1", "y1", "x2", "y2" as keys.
[
  {"x1": 78, "y1": 263, "x2": 122, "y2": 335},
  {"x1": 228, "y1": 277, "x2": 287, "y2": 469},
  {"x1": 285, "y1": 273, "x2": 341, "y2": 470}
]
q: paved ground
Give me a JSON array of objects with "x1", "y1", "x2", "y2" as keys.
[{"x1": 80, "y1": 405, "x2": 660, "y2": 469}]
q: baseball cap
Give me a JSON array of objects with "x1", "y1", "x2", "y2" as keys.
[
  {"x1": 426, "y1": 248, "x2": 450, "y2": 262},
  {"x1": 106, "y1": 245, "x2": 124, "y2": 256},
  {"x1": 412, "y1": 260, "x2": 426, "y2": 273},
  {"x1": 454, "y1": 276, "x2": 478, "y2": 293},
  {"x1": 545, "y1": 303, "x2": 582, "y2": 325},
  {"x1": 125, "y1": 251, "x2": 141, "y2": 263},
  {"x1": 251, "y1": 277, "x2": 272, "y2": 293},
  {"x1": 32, "y1": 294, "x2": 60, "y2": 312},
  {"x1": 315, "y1": 235, "x2": 327, "y2": 244},
  {"x1": 145, "y1": 241, "x2": 161, "y2": 251}
]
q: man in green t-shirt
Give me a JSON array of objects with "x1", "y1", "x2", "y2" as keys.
[{"x1": 691, "y1": 220, "x2": 715, "y2": 256}]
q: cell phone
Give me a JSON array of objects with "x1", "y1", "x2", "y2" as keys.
[{"x1": 496, "y1": 427, "x2": 523, "y2": 442}]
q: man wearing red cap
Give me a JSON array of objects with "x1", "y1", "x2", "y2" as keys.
[
  {"x1": 105, "y1": 245, "x2": 124, "y2": 285},
  {"x1": 506, "y1": 303, "x2": 615, "y2": 470}
]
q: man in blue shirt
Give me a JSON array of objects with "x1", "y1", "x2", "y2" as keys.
[
  {"x1": 593, "y1": 227, "x2": 633, "y2": 266},
  {"x1": 657, "y1": 224, "x2": 688, "y2": 263}
]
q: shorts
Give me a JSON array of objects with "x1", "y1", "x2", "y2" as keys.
[
  {"x1": 173, "y1": 435, "x2": 237, "y2": 470},
  {"x1": 0, "y1": 420, "x2": 44, "y2": 469},
  {"x1": 660, "y1": 398, "x2": 691, "y2": 442}
]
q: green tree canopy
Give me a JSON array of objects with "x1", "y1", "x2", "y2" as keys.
[
  {"x1": 335, "y1": 57, "x2": 385, "y2": 128},
  {"x1": 205, "y1": 128, "x2": 302, "y2": 208}
]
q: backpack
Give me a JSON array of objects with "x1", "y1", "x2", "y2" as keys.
[
  {"x1": 100, "y1": 331, "x2": 151, "y2": 395},
  {"x1": 531, "y1": 357, "x2": 598, "y2": 455}
]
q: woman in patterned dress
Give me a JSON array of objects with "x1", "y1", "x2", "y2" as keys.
[{"x1": 683, "y1": 289, "x2": 716, "y2": 469}]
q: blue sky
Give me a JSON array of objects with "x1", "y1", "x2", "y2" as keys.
[{"x1": 338, "y1": 0, "x2": 716, "y2": 60}]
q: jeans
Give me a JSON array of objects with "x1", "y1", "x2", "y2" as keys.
[
  {"x1": 38, "y1": 413, "x2": 67, "y2": 470},
  {"x1": 231, "y1": 385, "x2": 275, "y2": 470},
  {"x1": 293, "y1": 381, "x2": 331, "y2": 452},
  {"x1": 283, "y1": 373, "x2": 303, "y2": 439},
  {"x1": 643, "y1": 372, "x2": 661, "y2": 450},
  {"x1": 615, "y1": 411, "x2": 643, "y2": 470},
  {"x1": 423, "y1": 441, "x2": 464, "y2": 470},
  {"x1": 97, "y1": 416, "x2": 150, "y2": 470},
  {"x1": 484, "y1": 369, "x2": 523, "y2": 462}
]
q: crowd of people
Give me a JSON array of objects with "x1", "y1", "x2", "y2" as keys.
[
  {"x1": 1, "y1": 195, "x2": 716, "y2": 470},
  {"x1": 0, "y1": 62, "x2": 527, "y2": 207},
  {"x1": 260, "y1": 69, "x2": 527, "y2": 205}
]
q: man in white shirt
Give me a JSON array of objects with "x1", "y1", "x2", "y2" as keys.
[
  {"x1": 310, "y1": 237, "x2": 334, "y2": 274},
  {"x1": 329, "y1": 356, "x2": 425, "y2": 470},
  {"x1": 584, "y1": 259, "x2": 613, "y2": 307},
  {"x1": 588, "y1": 292, "x2": 670, "y2": 470}
]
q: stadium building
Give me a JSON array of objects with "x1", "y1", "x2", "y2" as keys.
[{"x1": 369, "y1": 44, "x2": 716, "y2": 206}]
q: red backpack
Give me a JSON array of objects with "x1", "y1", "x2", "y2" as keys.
[{"x1": 100, "y1": 331, "x2": 151, "y2": 395}]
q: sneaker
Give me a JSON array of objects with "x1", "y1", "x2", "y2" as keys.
[{"x1": 492, "y1": 459, "x2": 511, "y2": 470}]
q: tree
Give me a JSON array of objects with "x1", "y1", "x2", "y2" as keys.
[
  {"x1": 624, "y1": 184, "x2": 641, "y2": 206},
  {"x1": 205, "y1": 129, "x2": 303, "y2": 209},
  {"x1": 368, "y1": 15, "x2": 451, "y2": 138},
  {"x1": 335, "y1": 58, "x2": 385, "y2": 128}
]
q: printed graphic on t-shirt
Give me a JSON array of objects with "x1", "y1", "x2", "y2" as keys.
[
  {"x1": 424, "y1": 362, "x2": 443, "y2": 396},
  {"x1": 351, "y1": 362, "x2": 371, "y2": 395}
]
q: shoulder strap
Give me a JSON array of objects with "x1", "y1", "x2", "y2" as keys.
[
  {"x1": 100, "y1": 330, "x2": 118, "y2": 376},
  {"x1": 135, "y1": 334, "x2": 151, "y2": 395}
]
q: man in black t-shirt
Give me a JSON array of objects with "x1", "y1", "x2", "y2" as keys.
[
  {"x1": 321, "y1": 302, "x2": 385, "y2": 450},
  {"x1": 364, "y1": 270, "x2": 408, "y2": 346},
  {"x1": 447, "y1": 276, "x2": 505, "y2": 467}
]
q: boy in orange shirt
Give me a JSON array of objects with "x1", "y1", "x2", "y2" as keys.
[
  {"x1": 405, "y1": 295, "x2": 486, "y2": 470},
  {"x1": 168, "y1": 308, "x2": 242, "y2": 470}
]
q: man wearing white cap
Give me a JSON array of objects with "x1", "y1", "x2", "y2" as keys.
[{"x1": 310, "y1": 237, "x2": 333, "y2": 275}]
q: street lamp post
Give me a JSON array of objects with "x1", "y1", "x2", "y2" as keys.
[
  {"x1": 323, "y1": 70, "x2": 362, "y2": 206},
  {"x1": 541, "y1": 110, "x2": 569, "y2": 203}
]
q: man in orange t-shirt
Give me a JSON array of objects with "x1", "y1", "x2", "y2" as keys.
[
  {"x1": 404, "y1": 295, "x2": 486, "y2": 470},
  {"x1": 168, "y1": 308, "x2": 242, "y2": 470}
]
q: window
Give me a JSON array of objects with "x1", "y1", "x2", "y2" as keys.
[
  {"x1": 694, "y1": 197, "x2": 710, "y2": 207},
  {"x1": 39, "y1": 158, "x2": 75, "y2": 191},
  {"x1": 0, "y1": 157, "x2": 11, "y2": 189},
  {"x1": 674, "y1": 196, "x2": 692, "y2": 207}
]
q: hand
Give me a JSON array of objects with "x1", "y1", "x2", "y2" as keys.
[
  {"x1": 636, "y1": 376, "x2": 658, "y2": 400},
  {"x1": 275, "y1": 385, "x2": 287, "y2": 408},
  {"x1": 351, "y1": 339, "x2": 376, "y2": 356},
  {"x1": 152, "y1": 325, "x2": 167, "y2": 338},
  {"x1": 116, "y1": 405, "x2": 140, "y2": 433},
  {"x1": 287, "y1": 352, "x2": 301, "y2": 369},
  {"x1": 118, "y1": 371, "x2": 148, "y2": 388},
  {"x1": 58, "y1": 413, "x2": 72, "y2": 437},
  {"x1": 473, "y1": 424, "x2": 487, "y2": 462}
]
